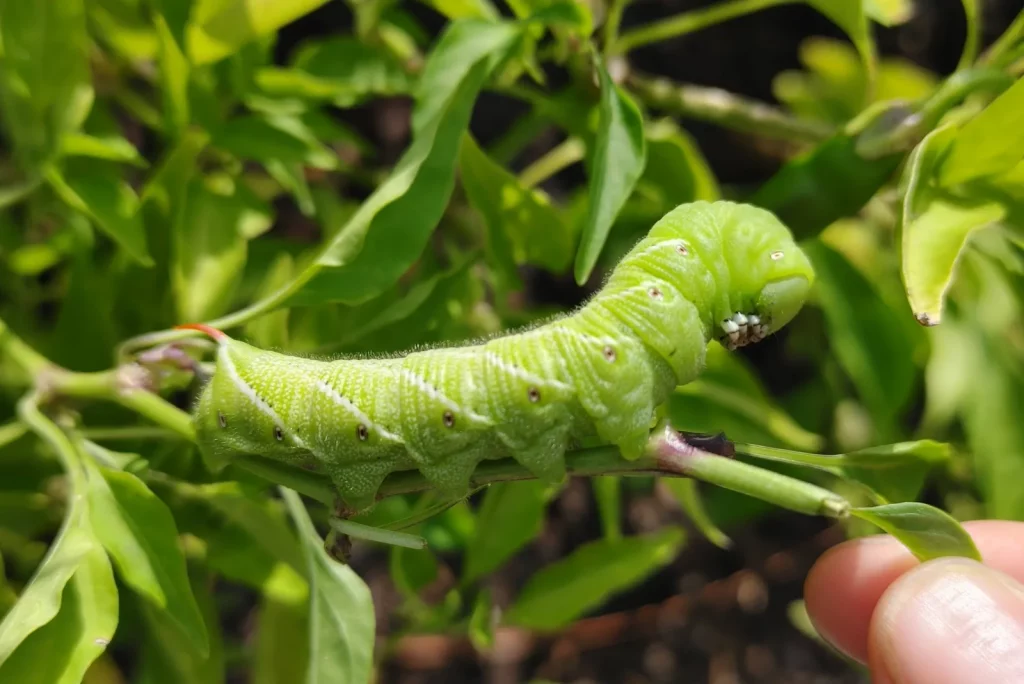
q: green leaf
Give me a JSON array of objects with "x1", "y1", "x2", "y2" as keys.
[
  {"x1": 244, "y1": 253, "x2": 294, "y2": 350},
  {"x1": 389, "y1": 546, "x2": 439, "y2": 598},
  {"x1": 418, "y1": 0, "x2": 498, "y2": 20},
  {"x1": 0, "y1": 0, "x2": 91, "y2": 170},
  {"x1": 642, "y1": 119, "x2": 719, "y2": 205},
  {"x1": 188, "y1": 0, "x2": 332, "y2": 65},
  {"x1": 851, "y1": 502, "x2": 981, "y2": 561},
  {"x1": 60, "y1": 133, "x2": 145, "y2": 166},
  {"x1": 939, "y1": 76, "x2": 1024, "y2": 187},
  {"x1": 464, "y1": 481, "x2": 548, "y2": 584},
  {"x1": 804, "y1": 242, "x2": 919, "y2": 438},
  {"x1": 468, "y1": 588, "x2": 495, "y2": 652},
  {"x1": 752, "y1": 133, "x2": 901, "y2": 238},
  {"x1": 152, "y1": 4, "x2": 190, "y2": 137},
  {"x1": 459, "y1": 134, "x2": 573, "y2": 285},
  {"x1": 0, "y1": 541, "x2": 117, "y2": 684},
  {"x1": 83, "y1": 459, "x2": 208, "y2": 655},
  {"x1": 863, "y1": 0, "x2": 913, "y2": 26},
  {"x1": 574, "y1": 60, "x2": 647, "y2": 284},
  {"x1": 47, "y1": 167, "x2": 153, "y2": 266},
  {"x1": 669, "y1": 344, "x2": 823, "y2": 451},
  {"x1": 900, "y1": 125, "x2": 1006, "y2": 324},
  {"x1": 258, "y1": 37, "x2": 414, "y2": 106},
  {"x1": 173, "y1": 178, "x2": 269, "y2": 323},
  {"x1": 841, "y1": 440, "x2": 952, "y2": 503},
  {"x1": 254, "y1": 571, "x2": 309, "y2": 684},
  {"x1": 265, "y1": 20, "x2": 522, "y2": 309},
  {"x1": 504, "y1": 528, "x2": 684, "y2": 631},
  {"x1": 281, "y1": 489, "x2": 376, "y2": 684},
  {"x1": 136, "y1": 566, "x2": 224, "y2": 684},
  {"x1": 211, "y1": 114, "x2": 338, "y2": 170},
  {"x1": 805, "y1": 0, "x2": 875, "y2": 96},
  {"x1": 165, "y1": 481, "x2": 307, "y2": 591}
]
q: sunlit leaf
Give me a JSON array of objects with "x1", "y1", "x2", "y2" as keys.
[
  {"x1": 84, "y1": 460, "x2": 208, "y2": 655},
  {"x1": 939, "y1": 76, "x2": 1024, "y2": 187},
  {"x1": 47, "y1": 167, "x2": 153, "y2": 266},
  {"x1": 900, "y1": 125, "x2": 1005, "y2": 324},
  {"x1": 281, "y1": 489, "x2": 375, "y2": 684},
  {"x1": 188, "y1": 0, "x2": 332, "y2": 65},
  {"x1": 574, "y1": 59, "x2": 646, "y2": 284}
]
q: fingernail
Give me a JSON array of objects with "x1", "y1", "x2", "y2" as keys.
[{"x1": 870, "y1": 558, "x2": 1024, "y2": 684}]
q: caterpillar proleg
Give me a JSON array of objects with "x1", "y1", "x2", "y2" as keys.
[{"x1": 184, "y1": 201, "x2": 814, "y2": 513}]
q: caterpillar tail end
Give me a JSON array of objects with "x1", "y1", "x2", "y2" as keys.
[{"x1": 175, "y1": 323, "x2": 229, "y2": 343}]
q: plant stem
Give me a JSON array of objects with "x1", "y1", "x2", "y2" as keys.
[
  {"x1": 81, "y1": 426, "x2": 181, "y2": 441},
  {"x1": 627, "y1": 72, "x2": 833, "y2": 143},
  {"x1": 518, "y1": 137, "x2": 586, "y2": 187},
  {"x1": 979, "y1": 9, "x2": 1024, "y2": 68},
  {"x1": 615, "y1": 0, "x2": 797, "y2": 54},
  {"x1": 116, "y1": 390, "x2": 196, "y2": 441},
  {"x1": 603, "y1": 0, "x2": 630, "y2": 54},
  {"x1": 0, "y1": 316, "x2": 53, "y2": 377}
]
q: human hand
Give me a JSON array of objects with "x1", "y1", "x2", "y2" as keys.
[{"x1": 804, "y1": 520, "x2": 1024, "y2": 683}]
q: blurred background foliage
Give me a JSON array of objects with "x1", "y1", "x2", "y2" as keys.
[{"x1": 0, "y1": 0, "x2": 1022, "y2": 682}]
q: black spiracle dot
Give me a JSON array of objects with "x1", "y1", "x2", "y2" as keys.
[
  {"x1": 603, "y1": 345, "x2": 617, "y2": 362},
  {"x1": 648, "y1": 286, "x2": 663, "y2": 299},
  {"x1": 528, "y1": 386, "x2": 541, "y2": 403},
  {"x1": 217, "y1": 412, "x2": 227, "y2": 428},
  {"x1": 356, "y1": 424, "x2": 369, "y2": 441},
  {"x1": 443, "y1": 411, "x2": 455, "y2": 428},
  {"x1": 273, "y1": 426, "x2": 284, "y2": 441},
  {"x1": 676, "y1": 243, "x2": 689, "y2": 256}
]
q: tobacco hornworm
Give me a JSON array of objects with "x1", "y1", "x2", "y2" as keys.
[{"x1": 184, "y1": 201, "x2": 814, "y2": 513}]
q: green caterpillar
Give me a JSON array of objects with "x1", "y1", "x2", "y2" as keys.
[{"x1": 184, "y1": 201, "x2": 814, "y2": 513}]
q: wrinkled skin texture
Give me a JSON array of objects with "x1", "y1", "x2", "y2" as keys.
[{"x1": 191, "y1": 201, "x2": 815, "y2": 511}]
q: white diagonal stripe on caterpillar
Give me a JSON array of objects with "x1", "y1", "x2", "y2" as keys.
[
  {"x1": 399, "y1": 368, "x2": 493, "y2": 426},
  {"x1": 218, "y1": 348, "x2": 310, "y2": 450},
  {"x1": 315, "y1": 379, "x2": 403, "y2": 443}
]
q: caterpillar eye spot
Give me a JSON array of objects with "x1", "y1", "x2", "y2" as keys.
[
  {"x1": 356, "y1": 424, "x2": 369, "y2": 441},
  {"x1": 443, "y1": 411, "x2": 455, "y2": 428},
  {"x1": 602, "y1": 345, "x2": 617, "y2": 362},
  {"x1": 528, "y1": 387, "x2": 540, "y2": 403},
  {"x1": 770, "y1": 250, "x2": 784, "y2": 261},
  {"x1": 273, "y1": 426, "x2": 284, "y2": 441},
  {"x1": 648, "y1": 286, "x2": 663, "y2": 300},
  {"x1": 217, "y1": 412, "x2": 227, "y2": 428}
]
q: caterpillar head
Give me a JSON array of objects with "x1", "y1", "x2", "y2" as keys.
[
  {"x1": 178, "y1": 324, "x2": 313, "y2": 471},
  {"x1": 647, "y1": 201, "x2": 814, "y2": 350},
  {"x1": 716, "y1": 202, "x2": 813, "y2": 349}
]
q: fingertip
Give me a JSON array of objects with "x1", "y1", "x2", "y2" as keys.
[
  {"x1": 804, "y1": 535, "x2": 917, "y2": 662},
  {"x1": 805, "y1": 520, "x2": 1024, "y2": 665}
]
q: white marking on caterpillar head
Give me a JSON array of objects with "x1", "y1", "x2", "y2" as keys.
[
  {"x1": 315, "y1": 379, "x2": 402, "y2": 443},
  {"x1": 219, "y1": 349, "x2": 308, "y2": 449}
]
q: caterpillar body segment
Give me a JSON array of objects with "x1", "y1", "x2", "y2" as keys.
[{"x1": 189, "y1": 201, "x2": 815, "y2": 512}]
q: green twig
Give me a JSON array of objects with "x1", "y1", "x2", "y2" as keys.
[
  {"x1": 80, "y1": 426, "x2": 181, "y2": 441},
  {"x1": 614, "y1": 0, "x2": 798, "y2": 55},
  {"x1": 0, "y1": 316, "x2": 53, "y2": 377},
  {"x1": 979, "y1": 9, "x2": 1024, "y2": 68},
  {"x1": 603, "y1": 0, "x2": 630, "y2": 54},
  {"x1": 627, "y1": 72, "x2": 834, "y2": 143},
  {"x1": 518, "y1": 137, "x2": 586, "y2": 187}
]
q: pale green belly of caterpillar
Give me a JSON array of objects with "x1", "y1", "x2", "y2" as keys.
[{"x1": 187, "y1": 201, "x2": 814, "y2": 512}]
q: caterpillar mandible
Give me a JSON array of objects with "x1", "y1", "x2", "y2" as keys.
[{"x1": 184, "y1": 201, "x2": 814, "y2": 514}]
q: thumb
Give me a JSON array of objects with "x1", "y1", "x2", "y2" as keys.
[{"x1": 868, "y1": 557, "x2": 1024, "y2": 684}]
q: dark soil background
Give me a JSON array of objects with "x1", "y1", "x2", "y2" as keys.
[{"x1": 272, "y1": 2, "x2": 1020, "y2": 682}]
